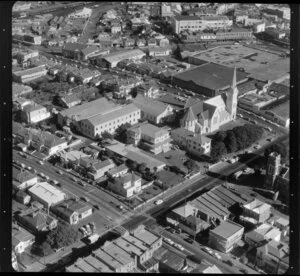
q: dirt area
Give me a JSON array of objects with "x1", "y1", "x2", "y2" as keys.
[{"x1": 155, "y1": 148, "x2": 188, "y2": 171}]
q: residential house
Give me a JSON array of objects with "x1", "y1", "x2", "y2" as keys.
[
  {"x1": 85, "y1": 159, "x2": 115, "y2": 180},
  {"x1": 157, "y1": 37, "x2": 170, "y2": 47},
  {"x1": 256, "y1": 240, "x2": 289, "y2": 274},
  {"x1": 241, "y1": 199, "x2": 272, "y2": 224},
  {"x1": 21, "y1": 103, "x2": 51, "y2": 124},
  {"x1": 133, "y1": 95, "x2": 174, "y2": 125},
  {"x1": 171, "y1": 127, "x2": 211, "y2": 157},
  {"x1": 12, "y1": 224, "x2": 35, "y2": 254},
  {"x1": 136, "y1": 38, "x2": 147, "y2": 47},
  {"x1": 244, "y1": 223, "x2": 281, "y2": 247},
  {"x1": 147, "y1": 38, "x2": 157, "y2": 47},
  {"x1": 58, "y1": 93, "x2": 81, "y2": 108},
  {"x1": 209, "y1": 220, "x2": 244, "y2": 253},
  {"x1": 13, "y1": 97, "x2": 33, "y2": 111},
  {"x1": 15, "y1": 191, "x2": 31, "y2": 205},
  {"x1": 127, "y1": 122, "x2": 171, "y2": 155},
  {"x1": 137, "y1": 81, "x2": 159, "y2": 98},
  {"x1": 107, "y1": 164, "x2": 129, "y2": 178},
  {"x1": 146, "y1": 46, "x2": 172, "y2": 57},
  {"x1": 16, "y1": 208, "x2": 58, "y2": 234},
  {"x1": 51, "y1": 199, "x2": 93, "y2": 225},
  {"x1": 107, "y1": 172, "x2": 142, "y2": 198},
  {"x1": 123, "y1": 38, "x2": 136, "y2": 48},
  {"x1": 167, "y1": 203, "x2": 211, "y2": 236},
  {"x1": 13, "y1": 166, "x2": 38, "y2": 191}
]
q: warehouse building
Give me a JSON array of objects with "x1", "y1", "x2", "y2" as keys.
[{"x1": 172, "y1": 63, "x2": 248, "y2": 97}]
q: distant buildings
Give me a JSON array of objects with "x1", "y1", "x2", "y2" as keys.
[
  {"x1": 97, "y1": 49, "x2": 146, "y2": 68},
  {"x1": 209, "y1": 220, "x2": 244, "y2": 253},
  {"x1": 127, "y1": 122, "x2": 171, "y2": 155},
  {"x1": 12, "y1": 65, "x2": 48, "y2": 83},
  {"x1": 171, "y1": 15, "x2": 232, "y2": 34},
  {"x1": 28, "y1": 182, "x2": 66, "y2": 209},
  {"x1": 68, "y1": 7, "x2": 92, "y2": 19},
  {"x1": 107, "y1": 172, "x2": 142, "y2": 198}
]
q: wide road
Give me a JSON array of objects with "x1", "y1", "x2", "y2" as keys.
[
  {"x1": 122, "y1": 133, "x2": 289, "y2": 230},
  {"x1": 13, "y1": 149, "x2": 134, "y2": 225}
]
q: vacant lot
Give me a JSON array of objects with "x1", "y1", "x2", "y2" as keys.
[
  {"x1": 155, "y1": 148, "x2": 188, "y2": 171},
  {"x1": 156, "y1": 170, "x2": 184, "y2": 188},
  {"x1": 139, "y1": 185, "x2": 164, "y2": 202}
]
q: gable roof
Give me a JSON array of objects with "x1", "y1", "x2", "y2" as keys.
[{"x1": 133, "y1": 95, "x2": 172, "y2": 117}]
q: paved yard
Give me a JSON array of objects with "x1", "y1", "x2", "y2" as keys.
[{"x1": 155, "y1": 148, "x2": 189, "y2": 171}]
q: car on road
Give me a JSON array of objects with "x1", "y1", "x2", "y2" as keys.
[
  {"x1": 81, "y1": 196, "x2": 90, "y2": 202},
  {"x1": 266, "y1": 138, "x2": 272, "y2": 142},
  {"x1": 71, "y1": 176, "x2": 77, "y2": 182},
  {"x1": 185, "y1": 237, "x2": 194, "y2": 243},
  {"x1": 37, "y1": 160, "x2": 44, "y2": 165},
  {"x1": 26, "y1": 166, "x2": 31, "y2": 170},
  {"x1": 57, "y1": 170, "x2": 63, "y2": 175},
  {"x1": 214, "y1": 252, "x2": 222, "y2": 260},
  {"x1": 19, "y1": 152, "x2": 27, "y2": 158},
  {"x1": 93, "y1": 204, "x2": 100, "y2": 210},
  {"x1": 118, "y1": 205, "x2": 124, "y2": 210},
  {"x1": 38, "y1": 172, "x2": 46, "y2": 179},
  {"x1": 155, "y1": 199, "x2": 164, "y2": 205},
  {"x1": 203, "y1": 247, "x2": 213, "y2": 255},
  {"x1": 174, "y1": 244, "x2": 184, "y2": 251},
  {"x1": 78, "y1": 180, "x2": 87, "y2": 187}
]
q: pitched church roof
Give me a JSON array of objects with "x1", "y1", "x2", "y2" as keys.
[{"x1": 182, "y1": 107, "x2": 196, "y2": 122}]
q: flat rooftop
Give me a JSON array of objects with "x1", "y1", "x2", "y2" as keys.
[
  {"x1": 173, "y1": 63, "x2": 248, "y2": 91},
  {"x1": 59, "y1": 97, "x2": 116, "y2": 121},
  {"x1": 189, "y1": 44, "x2": 289, "y2": 81},
  {"x1": 210, "y1": 220, "x2": 244, "y2": 239}
]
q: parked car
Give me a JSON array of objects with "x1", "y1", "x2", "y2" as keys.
[
  {"x1": 84, "y1": 224, "x2": 92, "y2": 234},
  {"x1": 81, "y1": 196, "x2": 90, "y2": 202},
  {"x1": 57, "y1": 170, "x2": 63, "y2": 175},
  {"x1": 93, "y1": 204, "x2": 100, "y2": 210},
  {"x1": 38, "y1": 160, "x2": 44, "y2": 165},
  {"x1": 78, "y1": 181, "x2": 87, "y2": 187},
  {"x1": 214, "y1": 252, "x2": 222, "y2": 260},
  {"x1": 155, "y1": 200, "x2": 164, "y2": 205},
  {"x1": 185, "y1": 237, "x2": 194, "y2": 243}
]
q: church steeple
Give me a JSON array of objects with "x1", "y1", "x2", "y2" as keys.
[
  {"x1": 226, "y1": 66, "x2": 238, "y2": 120},
  {"x1": 231, "y1": 66, "x2": 237, "y2": 89}
]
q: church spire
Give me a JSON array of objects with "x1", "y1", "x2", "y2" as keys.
[{"x1": 231, "y1": 66, "x2": 237, "y2": 88}]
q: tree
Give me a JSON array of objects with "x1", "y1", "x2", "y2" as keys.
[
  {"x1": 41, "y1": 241, "x2": 52, "y2": 257},
  {"x1": 214, "y1": 131, "x2": 227, "y2": 142},
  {"x1": 224, "y1": 130, "x2": 237, "y2": 153},
  {"x1": 127, "y1": 160, "x2": 138, "y2": 171},
  {"x1": 184, "y1": 158, "x2": 199, "y2": 173},
  {"x1": 173, "y1": 45, "x2": 182, "y2": 61},
  {"x1": 210, "y1": 141, "x2": 227, "y2": 162},
  {"x1": 114, "y1": 123, "x2": 131, "y2": 143},
  {"x1": 137, "y1": 162, "x2": 147, "y2": 174},
  {"x1": 46, "y1": 223, "x2": 80, "y2": 249},
  {"x1": 101, "y1": 131, "x2": 113, "y2": 140}
]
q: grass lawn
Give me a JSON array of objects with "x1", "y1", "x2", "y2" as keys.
[
  {"x1": 139, "y1": 185, "x2": 163, "y2": 202},
  {"x1": 156, "y1": 170, "x2": 184, "y2": 188}
]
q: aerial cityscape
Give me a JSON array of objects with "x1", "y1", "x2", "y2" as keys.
[{"x1": 11, "y1": 1, "x2": 290, "y2": 273}]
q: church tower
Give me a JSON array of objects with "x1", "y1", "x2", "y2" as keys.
[
  {"x1": 265, "y1": 152, "x2": 281, "y2": 190},
  {"x1": 226, "y1": 66, "x2": 238, "y2": 120},
  {"x1": 181, "y1": 107, "x2": 196, "y2": 132}
]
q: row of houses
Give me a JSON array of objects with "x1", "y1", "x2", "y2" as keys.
[{"x1": 66, "y1": 225, "x2": 162, "y2": 272}]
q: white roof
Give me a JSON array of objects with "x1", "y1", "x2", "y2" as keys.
[
  {"x1": 28, "y1": 182, "x2": 66, "y2": 206},
  {"x1": 204, "y1": 95, "x2": 226, "y2": 108}
]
